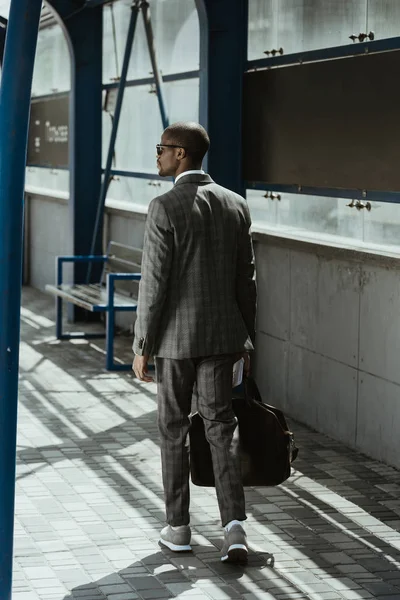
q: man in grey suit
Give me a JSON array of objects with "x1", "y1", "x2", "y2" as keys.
[{"x1": 132, "y1": 122, "x2": 256, "y2": 564}]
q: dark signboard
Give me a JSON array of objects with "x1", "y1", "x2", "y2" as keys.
[
  {"x1": 243, "y1": 50, "x2": 400, "y2": 192},
  {"x1": 27, "y1": 93, "x2": 69, "y2": 168}
]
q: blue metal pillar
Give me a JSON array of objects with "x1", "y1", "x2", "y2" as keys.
[
  {"x1": 0, "y1": 2, "x2": 42, "y2": 598},
  {"x1": 195, "y1": 0, "x2": 248, "y2": 195},
  {"x1": 63, "y1": 5, "x2": 103, "y2": 285}
]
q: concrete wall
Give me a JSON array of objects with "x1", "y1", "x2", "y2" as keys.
[
  {"x1": 25, "y1": 192, "x2": 71, "y2": 290},
  {"x1": 106, "y1": 205, "x2": 146, "y2": 250},
  {"x1": 25, "y1": 194, "x2": 146, "y2": 290},
  {"x1": 253, "y1": 232, "x2": 400, "y2": 470},
  {"x1": 25, "y1": 192, "x2": 400, "y2": 470}
]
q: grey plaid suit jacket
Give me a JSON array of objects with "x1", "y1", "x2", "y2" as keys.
[{"x1": 133, "y1": 173, "x2": 256, "y2": 359}]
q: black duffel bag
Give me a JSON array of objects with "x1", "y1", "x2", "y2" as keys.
[{"x1": 189, "y1": 376, "x2": 298, "y2": 487}]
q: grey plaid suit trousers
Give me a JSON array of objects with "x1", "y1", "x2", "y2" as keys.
[{"x1": 156, "y1": 353, "x2": 246, "y2": 527}]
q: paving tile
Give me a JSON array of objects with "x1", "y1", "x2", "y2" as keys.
[
  {"x1": 362, "y1": 581, "x2": 400, "y2": 595},
  {"x1": 105, "y1": 594, "x2": 139, "y2": 600},
  {"x1": 338, "y1": 591, "x2": 374, "y2": 599},
  {"x1": 308, "y1": 593, "x2": 342, "y2": 600},
  {"x1": 319, "y1": 552, "x2": 355, "y2": 566},
  {"x1": 12, "y1": 288, "x2": 400, "y2": 600}
]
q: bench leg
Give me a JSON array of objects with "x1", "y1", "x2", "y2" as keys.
[
  {"x1": 105, "y1": 308, "x2": 134, "y2": 372},
  {"x1": 106, "y1": 308, "x2": 115, "y2": 370},
  {"x1": 56, "y1": 297, "x2": 105, "y2": 341},
  {"x1": 56, "y1": 297, "x2": 62, "y2": 339}
]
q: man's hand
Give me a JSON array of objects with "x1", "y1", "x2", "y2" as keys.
[
  {"x1": 132, "y1": 354, "x2": 154, "y2": 382},
  {"x1": 243, "y1": 352, "x2": 251, "y2": 377}
]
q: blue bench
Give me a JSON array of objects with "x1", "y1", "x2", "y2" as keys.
[{"x1": 45, "y1": 242, "x2": 142, "y2": 371}]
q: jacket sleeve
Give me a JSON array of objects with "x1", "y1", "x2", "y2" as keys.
[
  {"x1": 133, "y1": 197, "x2": 173, "y2": 356},
  {"x1": 236, "y1": 202, "x2": 257, "y2": 349}
]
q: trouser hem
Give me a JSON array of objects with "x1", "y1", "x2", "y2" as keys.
[
  {"x1": 167, "y1": 518, "x2": 190, "y2": 527},
  {"x1": 221, "y1": 514, "x2": 247, "y2": 528}
]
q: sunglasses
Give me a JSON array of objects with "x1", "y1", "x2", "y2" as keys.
[{"x1": 156, "y1": 144, "x2": 185, "y2": 156}]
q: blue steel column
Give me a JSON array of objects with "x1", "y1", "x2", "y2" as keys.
[
  {"x1": 195, "y1": 0, "x2": 248, "y2": 195},
  {"x1": 63, "y1": 5, "x2": 103, "y2": 286},
  {"x1": 0, "y1": 2, "x2": 42, "y2": 598}
]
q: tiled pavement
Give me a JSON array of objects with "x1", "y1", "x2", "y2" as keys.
[{"x1": 13, "y1": 287, "x2": 400, "y2": 600}]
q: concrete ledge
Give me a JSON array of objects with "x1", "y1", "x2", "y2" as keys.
[{"x1": 252, "y1": 226, "x2": 400, "y2": 268}]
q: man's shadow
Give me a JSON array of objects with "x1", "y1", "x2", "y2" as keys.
[{"x1": 62, "y1": 548, "x2": 275, "y2": 600}]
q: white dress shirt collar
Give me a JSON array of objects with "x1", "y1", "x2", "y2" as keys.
[{"x1": 175, "y1": 169, "x2": 206, "y2": 184}]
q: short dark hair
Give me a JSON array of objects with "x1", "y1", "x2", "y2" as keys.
[{"x1": 163, "y1": 121, "x2": 210, "y2": 164}]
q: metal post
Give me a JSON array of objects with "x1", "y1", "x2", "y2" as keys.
[
  {"x1": 0, "y1": 2, "x2": 42, "y2": 598},
  {"x1": 195, "y1": 0, "x2": 248, "y2": 195},
  {"x1": 56, "y1": 257, "x2": 64, "y2": 339},
  {"x1": 63, "y1": 2, "x2": 103, "y2": 294},
  {"x1": 87, "y1": 2, "x2": 140, "y2": 281},
  {"x1": 106, "y1": 274, "x2": 116, "y2": 370},
  {"x1": 141, "y1": 0, "x2": 169, "y2": 129},
  {"x1": 194, "y1": 0, "x2": 208, "y2": 172}
]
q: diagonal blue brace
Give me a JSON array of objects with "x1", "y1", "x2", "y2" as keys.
[
  {"x1": 0, "y1": 2, "x2": 42, "y2": 598},
  {"x1": 87, "y1": 1, "x2": 140, "y2": 281}
]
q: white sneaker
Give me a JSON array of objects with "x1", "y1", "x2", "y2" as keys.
[
  {"x1": 159, "y1": 525, "x2": 192, "y2": 552},
  {"x1": 221, "y1": 524, "x2": 248, "y2": 564}
]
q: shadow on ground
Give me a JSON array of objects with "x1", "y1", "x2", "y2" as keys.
[{"x1": 15, "y1": 287, "x2": 400, "y2": 600}]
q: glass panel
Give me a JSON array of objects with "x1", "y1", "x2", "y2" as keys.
[
  {"x1": 0, "y1": 0, "x2": 10, "y2": 19},
  {"x1": 103, "y1": 2, "x2": 122, "y2": 83},
  {"x1": 279, "y1": 0, "x2": 367, "y2": 55},
  {"x1": 248, "y1": 190, "x2": 400, "y2": 252},
  {"x1": 248, "y1": 0, "x2": 277, "y2": 61},
  {"x1": 277, "y1": 193, "x2": 364, "y2": 241},
  {"x1": 246, "y1": 189, "x2": 278, "y2": 227},
  {"x1": 367, "y1": 1, "x2": 400, "y2": 40},
  {"x1": 363, "y1": 201, "x2": 400, "y2": 249},
  {"x1": 103, "y1": 84, "x2": 160, "y2": 173},
  {"x1": 25, "y1": 167, "x2": 70, "y2": 194},
  {"x1": 103, "y1": 0, "x2": 152, "y2": 82},
  {"x1": 32, "y1": 25, "x2": 71, "y2": 97},
  {"x1": 248, "y1": 0, "x2": 367, "y2": 59},
  {"x1": 103, "y1": 78, "x2": 199, "y2": 172},
  {"x1": 147, "y1": 0, "x2": 199, "y2": 75},
  {"x1": 103, "y1": 0, "x2": 199, "y2": 83},
  {"x1": 247, "y1": 190, "x2": 365, "y2": 244},
  {"x1": 106, "y1": 176, "x2": 173, "y2": 208}
]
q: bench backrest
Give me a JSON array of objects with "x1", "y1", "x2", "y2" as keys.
[{"x1": 101, "y1": 241, "x2": 142, "y2": 298}]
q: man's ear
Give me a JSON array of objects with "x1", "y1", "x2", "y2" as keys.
[{"x1": 177, "y1": 147, "x2": 186, "y2": 160}]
